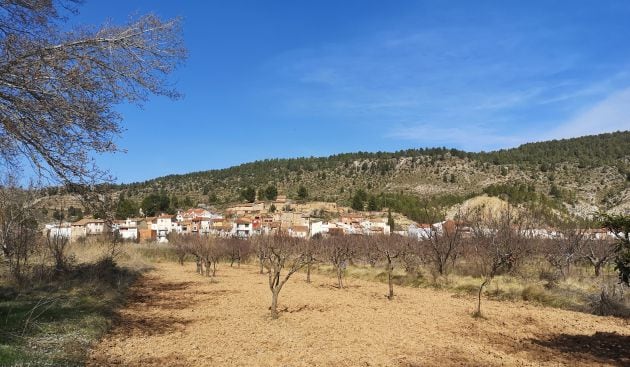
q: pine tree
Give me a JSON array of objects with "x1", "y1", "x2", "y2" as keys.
[{"x1": 387, "y1": 209, "x2": 395, "y2": 230}]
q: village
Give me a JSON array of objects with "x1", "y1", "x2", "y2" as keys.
[
  {"x1": 44, "y1": 193, "x2": 617, "y2": 244},
  {"x1": 43, "y1": 195, "x2": 395, "y2": 243}
]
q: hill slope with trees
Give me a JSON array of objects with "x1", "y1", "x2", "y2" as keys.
[{"x1": 42, "y1": 131, "x2": 630, "y2": 224}]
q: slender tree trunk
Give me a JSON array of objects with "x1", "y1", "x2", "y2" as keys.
[
  {"x1": 594, "y1": 262, "x2": 602, "y2": 277},
  {"x1": 270, "y1": 289, "x2": 280, "y2": 319},
  {"x1": 306, "y1": 261, "x2": 311, "y2": 283},
  {"x1": 477, "y1": 278, "x2": 489, "y2": 316},
  {"x1": 212, "y1": 261, "x2": 217, "y2": 277},
  {"x1": 259, "y1": 257, "x2": 264, "y2": 274},
  {"x1": 387, "y1": 257, "x2": 394, "y2": 300},
  {"x1": 337, "y1": 266, "x2": 343, "y2": 288}
]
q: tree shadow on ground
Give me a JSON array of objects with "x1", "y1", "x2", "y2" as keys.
[
  {"x1": 529, "y1": 331, "x2": 630, "y2": 366},
  {"x1": 111, "y1": 277, "x2": 199, "y2": 336}
]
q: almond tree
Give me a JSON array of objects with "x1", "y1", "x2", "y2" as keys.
[
  {"x1": 254, "y1": 236, "x2": 267, "y2": 274},
  {"x1": 583, "y1": 237, "x2": 616, "y2": 277},
  {"x1": 469, "y1": 205, "x2": 530, "y2": 316},
  {"x1": 425, "y1": 218, "x2": 465, "y2": 276},
  {"x1": 545, "y1": 222, "x2": 588, "y2": 279},
  {"x1": 260, "y1": 235, "x2": 308, "y2": 319},
  {"x1": 321, "y1": 235, "x2": 355, "y2": 288},
  {"x1": 369, "y1": 234, "x2": 407, "y2": 300},
  {"x1": 226, "y1": 237, "x2": 251, "y2": 268}
]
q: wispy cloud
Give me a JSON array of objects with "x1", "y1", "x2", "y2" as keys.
[
  {"x1": 545, "y1": 88, "x2": 630, "y2": 140},
  {"x1": 386, "y1": 123, "x2": 527, "y2": 151},
  {"x1": 262, "y1": 10, "x2": 630, "y2": 151}
]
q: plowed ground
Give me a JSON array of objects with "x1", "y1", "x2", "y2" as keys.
[{"x1": 88, "y1": 262, "x2": 629, "y2": 366}]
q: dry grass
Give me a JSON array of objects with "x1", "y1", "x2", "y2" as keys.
[{"x1": 88, "y1": 262, "x2": 629, "y2": 367}]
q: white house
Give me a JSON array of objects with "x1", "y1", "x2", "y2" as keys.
[
  {"x1": 288, "y1": 225, "x2": 309, "y2": 238},
  {"x1": 151, "y1": 214, "x2": 173, "y2": 243},
  {"x1": 44, "y1": 222, "x2": 72, "y2": 239},
  {"x1": 310, "y1": 221, "x2": 329, "y2": 237},
  {"x1": 408, "y1": 223, "x2": 433, "y2": 239},
  {"x1": 234, "y1": 218, "x2": 253, "y2": 237},
  {"x1": 71, "y1": 218, "x2": 106, "y2": 239},
  {"x1": 113, "y1": 218, "x2": 138, "y2": 241}
]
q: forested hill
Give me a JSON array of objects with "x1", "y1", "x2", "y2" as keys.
[
  {"x1": 106, "y1": 131, "x2": 630, "y2": 222},
  {"x1": 475, "y1": 131, "x2": 630, "y2": 167}
]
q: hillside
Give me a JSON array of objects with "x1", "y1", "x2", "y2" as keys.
[{"x1": 41, "y1": 131, "x2": 630, "y2": 224}]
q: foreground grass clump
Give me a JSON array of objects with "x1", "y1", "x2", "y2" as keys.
[{"x1": 0, "y1": 258, "x2": 140, "y2": 366}]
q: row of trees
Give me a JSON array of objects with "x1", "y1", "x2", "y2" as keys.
[
  {"x1": 170, "y1": 206, "x2": 627, "y2": 319},
  {"x1": 240, "y1": 185, "x2": 308, "y2": 203}
]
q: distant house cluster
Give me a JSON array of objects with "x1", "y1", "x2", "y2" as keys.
[
  {"x1": 44, "y1": 195, "x2": 391, "y2": 243},
  {"x1": 406, "y1": 220, "x2": 617, "y2": 240}
]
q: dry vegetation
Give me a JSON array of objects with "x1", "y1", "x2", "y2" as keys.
[{"x1": 87, "y1": 261, "x2": 629, "y2": 367}]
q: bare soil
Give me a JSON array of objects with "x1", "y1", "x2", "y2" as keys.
[{"x1": 88, "y1": 262, "x2": 629, "y2": 366}]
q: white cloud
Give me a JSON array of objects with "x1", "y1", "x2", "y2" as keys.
[
  {"x1": 544, "y1": 88, "x2": 630, "y2": 140},
  {"x1": 386, "y1": 123, "x2": 527, "y2": 151}
]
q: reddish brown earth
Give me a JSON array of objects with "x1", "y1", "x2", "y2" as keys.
[{"x1": 88, "y1": 262, "x2": 629, "y2": 366}]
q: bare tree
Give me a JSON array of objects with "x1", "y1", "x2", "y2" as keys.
[
  {"x1": 425, "y1": 218, "x2": 465, "y2": 276},
  {"x1": 0, "y1": 1, "x2": 186, "y2": 185},
  {"x1": 226, "y1": 237, "x2": 250, "y2": 268},
  {"x1": 583, "y1": 238, "x2": 616, "y2": 277},
  {"x1": 370, "y1": 234, "x2": 407, "y2": 300},
  {"x1": 260, "y1": 235, "x2": 308, "y2": 319},
  {"x1": 469, "y1": 205, "x2": 530, "y2": 316},
  {"x1": 168, "y1": 232, "x2": 187, "y2": 265},
  {"x1": 44, "y1": 209, "x2": 71, "y2": 273},
  {"x1": 545, "y1": 222, "x2": 587, "y2": 279},
  {"x1": 304, "y1": 235, "x2": 320, "y2": 283},
  {"x1": 321, "y1": 235, "x2": 355, "y2": 289},
  {"x1": 254, "y1": 236, "x2": 267, "y2": 274},
  {"x1": 0, "y1": 175, "x2": 40, "y2": 282}
]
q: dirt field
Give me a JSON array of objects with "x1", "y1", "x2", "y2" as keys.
[{"x1": 88, "y1": 262, "x2": 629, "y2": 367}]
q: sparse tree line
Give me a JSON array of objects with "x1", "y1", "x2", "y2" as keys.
[
  {"x1": 168, "y1": 207, "x2": 628, "y2": 319},
  {"x1": 0, "y1": 180, "x2": 127, "y2": 284}
]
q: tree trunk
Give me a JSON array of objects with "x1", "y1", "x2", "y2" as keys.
[
  {"x1": 594, "y1": 262, "x2": 602, "y2": 277},
  {"x1": 259, "y1": 257, "x2": 264, "y2": 274},
  {"x1": 476, "y1": 278, "x2": 489, "y2": 316},
  {"x1": 270, "y1": 289, "x2": 280, "y2": 319},
  {"x1": 306, "y1": 262, "x2": 311, "y2": 283},
  {"x1": 437, "y1": 260, "x2": 445, "y2": 276},
  {"x1": 212, "y1": 261, "x2": 217, "y2": 277},
  {"x1": 337, "y1": 266, "x2": 343, "y2": 288},
  {"x1": 387, "y1": 258, "x2": 394, "y2": 300}
]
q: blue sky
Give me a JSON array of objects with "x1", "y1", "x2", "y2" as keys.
[{"x1": 71, "y1": 1, "x2": 630, "y2": 183}]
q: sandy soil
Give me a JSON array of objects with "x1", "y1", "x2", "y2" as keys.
[{"x1": 88, "y1": 262, "x2": 629, "y2": 367}]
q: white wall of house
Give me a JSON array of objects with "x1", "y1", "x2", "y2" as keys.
[
  {"x1": 118, "y1": 227, "x2": 138, "y2": 240},
  {"x1": 310, "y1": 221, "x2": 328, "y2": 237},
  {"x1": 86, "y1": 222, "x2": 105, "y2": 235},
  {"x1": 45, "y1": 223, "x2": 72, "y2": 239},
  {"x1": 234, "y1": 223, "x2": 253, "y2": 237}
]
